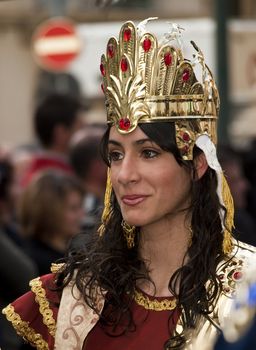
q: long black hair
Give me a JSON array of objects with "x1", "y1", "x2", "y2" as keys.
[{"x1": 57, "y1": 122, "x2": 225, "y2": 348}]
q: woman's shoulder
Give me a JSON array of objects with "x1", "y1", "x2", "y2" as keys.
[
  {"x1": 233, "y1": 240, "x2": 256, "y2": 256},
  {"x1": 229, "y1": 240, "x2": 256, "y2": 273},
  {"x1": 216, "y1": 240, "x2": 256, "y2": 294},
  {"x1": 218, "y1": 240, "x2": 256, "y2": 272},
  {"x1": 215, "y1": 242, "x2": 256, "y2": 347},
  {"x1": 2, "y1": 263, "x2": 64, "y2": 350}
]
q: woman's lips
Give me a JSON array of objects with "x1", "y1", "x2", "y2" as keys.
[{"x1": 121, "y1": 195, "x2": 148, "y2": 206}]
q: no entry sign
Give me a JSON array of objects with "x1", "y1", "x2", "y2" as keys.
[{"x1": 32, "y1": 17, "x2": 81, "y2": 71}]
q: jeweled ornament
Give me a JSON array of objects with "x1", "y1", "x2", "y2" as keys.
[
  {"x1": 181, "y1": 145, "x2": 189, "y2": 154},
  {"x1": 124, "y1": 28, "x2": 131, "y2": 42},
  {"x1": 119, "y1": 118, "x2": 131, "y2": 131},
  {"x1": 182, "y1": 69, "x2": 190, "y2": 81},
  {"x1": 100, "y1": 63, "x2": 105, "y2": 76},
  {"x1": 121, "y1": 58, "x2": 128, "y2": 72},
  {"x1": 233, "y1": 271, "x2": 242, "y2": 281},
  {"x1": 107, "y1": 44, "x2": 115, "y2": 58},
  {"x1": 143, "y1": 38, "x2": 152, "y2": 52},
  {"x1": 164, "y1": 52, "x2": 172, "y2": 66},
  {"x1": 182, "y1": 132, "x2": 190, "y2": 142}
]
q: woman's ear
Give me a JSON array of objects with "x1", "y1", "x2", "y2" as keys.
[{"x1": 193, "y1": 152, "x2": 208, "y2": 180}]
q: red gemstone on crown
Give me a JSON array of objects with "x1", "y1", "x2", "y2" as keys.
[
  {"x1": 100, "y1": 63, "x2": 105, "y2": 76},
  {"x1": 182, "y1": 132, "x2": 190, "y2": 142},
  {"x1": 143, "y1": 38, "x2": 152, "y2": 52},
  {"x1": 121, "y1": 58, "x2": 128, "y2": 72},
  {"x1": 124, "y1": 28, "x2": 132, "y2": 42},
  {"x1": 119, "y1": 118, "x2": 131, "y2": 131},
  {"x1": 233, "y1": 271, "x2": 242, "y2": 280},
  {"x1": 164, "y1": 52, "x2": 172, "y2": 66},
  {"x1": 101, "y1": 83, "x2": 105, "y2": 93},
  {"x1": 107, "y1": 44, "x2": 115, "y2": 58},
  {"x1": 182, "y1": 69, "x2": 190, "y2": 81}
]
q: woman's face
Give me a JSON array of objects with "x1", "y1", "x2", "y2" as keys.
[
  {"x1": 61, "y1": 190, "x2": 84, "y2": 238},
  {"x1": 108, "y1": 126, "x2": 192, "y2": 228}
]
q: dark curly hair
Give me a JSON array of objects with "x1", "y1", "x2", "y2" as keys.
[{"x1": 57, "y1": 122, "x2": 226, "y2": 349}]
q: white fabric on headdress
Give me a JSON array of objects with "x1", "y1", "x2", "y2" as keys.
[{"x1": 195, "y1": 134, "x2": 225, "y2": 231}]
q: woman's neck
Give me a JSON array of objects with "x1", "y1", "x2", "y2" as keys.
[{"x1": 138, "y1": 213, "x2": 191, "y2": 297}]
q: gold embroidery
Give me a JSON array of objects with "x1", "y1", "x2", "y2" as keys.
[
  {"x1": 50, "y1": 263, "x2": 65, "y2": 273},
  {"x1": 30, "y1": 277, "x2": 56, "y2": 337},
  {"x1": 2, "y1": 304, "x2": 49, "y2": 349},
  {"x1": 134, "y1": 289, "x2": 177, "y2": 311}
]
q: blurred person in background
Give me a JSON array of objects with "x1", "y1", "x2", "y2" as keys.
[
  {"x1": 10, "y1": 145, "x2": 35, "y2": 199},
  {"x1": 21, "y1": 93, "x2": 85, "y2": 187},
  {"x1": 218, "y1": 145, "x2": 256, "y2": 246},
  {"x1": 0, "y1": 157, "x2": 37, "y2": 350},
  {"x1": 18, "y1": 170, "x2": 84, "y2": 275},
  {"x1": 68, "y1": 125, "x2": 107, "y2": 255},
  {"x1": 0, "y1": 155, "x2": 20, "y2": 244},
  {"x1": 69, "y1": 125, "x2": 107, "y2": 231}
]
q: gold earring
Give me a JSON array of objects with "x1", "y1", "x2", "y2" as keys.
[{"x1": 122, "y1": 220, "x2": 136, "y2": 249}]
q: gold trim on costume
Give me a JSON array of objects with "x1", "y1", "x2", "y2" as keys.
[
  {"x1": 2, "y1": 304, "x2": 49, "y2": 350},
  {"x1": 134, "y1": 289, "x2": 177, "y2": 311},
  {"x1": 30, "y1": 277, "x2": 56, "y2": 337},
  {"x1": 50, "y1": 262, "x2": 65, "y2": 273}
]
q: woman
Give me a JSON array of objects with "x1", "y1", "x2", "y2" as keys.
[
  {"x1": 18, "y1": 170, "x2": 84, "y2": 275},
  {"x1": 2, "y1": 20, "x2": 256, "y2": 350}
]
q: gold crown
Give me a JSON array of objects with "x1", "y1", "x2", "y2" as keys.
[{"x1": 100, "y1": 20, "x2": 220, "y2": 160}]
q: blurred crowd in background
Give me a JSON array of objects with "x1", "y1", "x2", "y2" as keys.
[{"x1": 0, "y1": 93, "x2": 108, "y2": 349}]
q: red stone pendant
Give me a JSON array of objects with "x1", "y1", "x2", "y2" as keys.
[
  {"x1": 143, "y1": 38, "x2": 152, "y2": 52},
  {"x1": 182, "y1": 69, "x2": 190, "y2": 82},
  {"x1": 164, "y1": 52, "x2": 172, "y2": 66},
  {"x1": 123, "y1": 28, "x2": 132, "y2": 42},
  {"x1": 121, "y1": 58, "x2": 128, "y2": 72},
  {"x1": 119, "y1": 118, "x2": 131, "y2": 131},
  {"x1": 107, "y1": 43, "x2": 115, "y2": 58}
]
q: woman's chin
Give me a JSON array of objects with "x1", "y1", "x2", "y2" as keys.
[{"x1": 122, "y1": 216, "x2": 148, "y2": 228}]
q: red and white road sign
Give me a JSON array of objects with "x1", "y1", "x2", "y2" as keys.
[{"x1": 32, "y1": 17, "x2": 81, "y2": 71}]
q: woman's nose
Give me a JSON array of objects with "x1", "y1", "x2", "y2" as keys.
[{"x1": 117, "y1": 156, "x2": 140, "y2": 185}]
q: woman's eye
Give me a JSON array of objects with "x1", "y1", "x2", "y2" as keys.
[
  {"x1": 142, "y1": 149, "x2": 159, "y2": 159},
  {"x1": 108, "y1": 151, "x2": 123, "y2": 162}
]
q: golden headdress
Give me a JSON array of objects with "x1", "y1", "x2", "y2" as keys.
[
  {"x1": 100, "y1": 19, "x2": 219, "y2": 160},
  {"x1": 99, "y1": 19, "x2": 234, "y2": 254}
]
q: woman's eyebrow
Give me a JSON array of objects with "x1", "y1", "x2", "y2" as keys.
[
  {"x1": 108, "y1": 140, "x2": 121, "y2": 146},
  {"x1": 108, "y1": 138, "x2": 153, "y2": 147},
  {"x1": 135, "y1": 138, "x2": 154, "y2": 145}
]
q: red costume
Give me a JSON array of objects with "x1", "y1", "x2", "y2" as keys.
[
  {"x1": 3, "y1": 268, "x2": 179, "y2": 350},
  {"x1": 3, "y1": 273, "x2": 59, "y2": 349}
]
